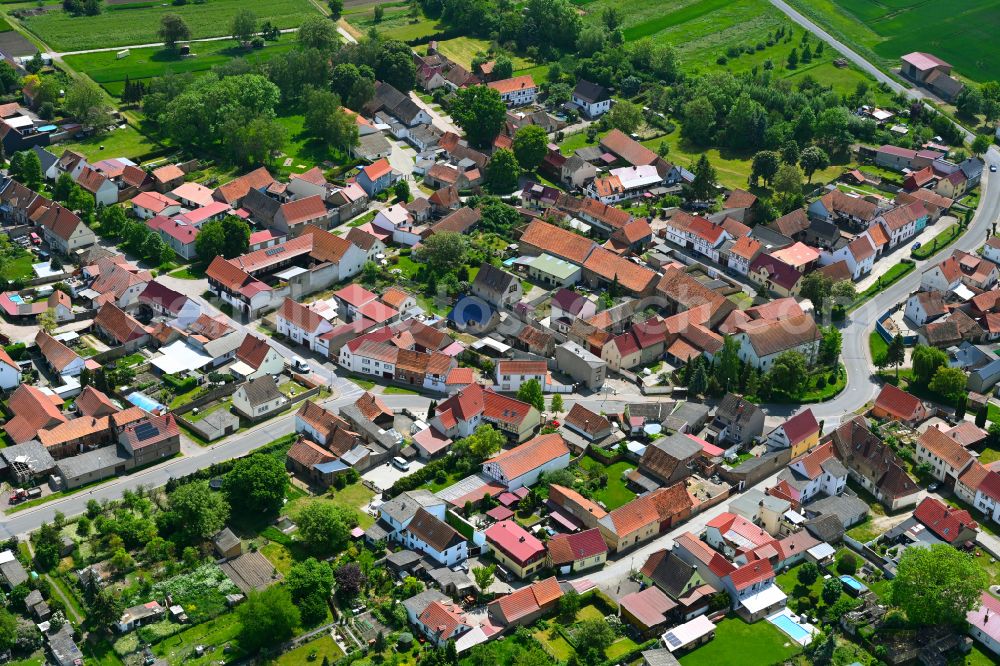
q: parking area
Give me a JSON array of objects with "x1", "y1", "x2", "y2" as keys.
[{"x1": 361, "y1": 459, "x2": 427, "y2": 492}]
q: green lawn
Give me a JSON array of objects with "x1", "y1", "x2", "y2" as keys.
[
  {"x1": 577, "y1": 456, "x2": 637, "y2": 510},
  {"x1": 912, "y1": 224, "x2": 961, "y2": 259},
  {"x1": 348, "y1": 4, "x2": 441, "y2": 41},
  {"x1": 851, "y1": 263, "x2": 916, "y2": 310},
  {"x1": 346, "y1": 375, "x2": 376, "y2": 390},
  {"x1": 269, "y1": 634, "x2": 344, "y2": 665},
  {"x1": 781, "y1": 0, "x2": 1000, "y2": 85},
  {"x1": 284, "y1": 482, "x2": 376, "y2": 528},
  {"x1": 869, "y1": 331, "x2": 889, "y2": 362},
  {"x1": 151, "y1": 612, "x2": 244, "y2": 665},
  {"x1": 384, "y1": 385, "x2": 419, "y2": 395},
  {"x1": 16, "y1": 0, "x2": 321, "y2": 51},
  {"x1": 678, "y1": 617, "x2": 801, "y2": 666},
  {"x1": 277, "y1": 380, "x2": 308, "y2": 398},
  {"x1": 65, "y1": 38, "x2": 299, "y2": 95},
  {"x1": 775, "y1": 562, "x2": 824, "y2": 598},
  {"x1": 845, "y1": 517, "x2": 883, "y2": 543},
  {"x1": 58, "y1": 124, "x2": 162, "y2": 162},
  {"x1": 1, "y1": 251, "x2": 34, "y2": 282},
  {"x1": 532, "y1": 628, "x2": 574, "y2": 661}
]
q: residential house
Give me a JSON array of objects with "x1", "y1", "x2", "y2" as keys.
[
  {"x1": 871, "y1": 384, "x2": 931, "y2": 424},
  {"x1": 638, "y1": 434, "x2": 702, "y2": 486},
  {"x1": 276, "y1": 297, "x2": 335, "y2": 352},
  {"x1": 914, "y1": 426, "x2": 975, "y2": 485},
  {"x1": 401, "y1": 507, "x2": 468, "y2": 566},
  {"x1": 485, "y1": 520, "x2": 546, "y2": 579},
  {"x1": 765, "y1": 409, "x2": 820, "y2": 457},
  {"x1": 747, "y1": 253, "x2": 802, "y2": 298},
  {"x1": 131, "y1": 191, "x2": 181, "y2": 219},
  {"x1": 36, "y1": 204, "x2": 96, "y2": 255},
  {"x1": 494, "y1": 360, "x2": 547, "y2": 394},
  {"x1": 772, "y1": 442, "x2": 848, "y2": 505},
  {"x1": 722, "y1": 559, "x2": 786, "y2": 622},
  {"x1": 706, "y1": 393, "x2": 765, "y2": 448},
  {"x1": 639, "y1": 549, "x2": 715, "y2": 621},
  {"x1": 76, "y1": 166, "x2": 118, "y2": 206},
  {"x1": 487, "y1": 577, "x2": 562, "y2": 629},
  {"x1": 152, "y1": 164, "x2": 185, "y2": 193},
  {"x1": 119, "y1": 413, "x2": 181, "y2": 468},
  {"x1": 232, "y1": 335, "x2": 284, "y2": 380},
  {"x1": 92, "y1": 303, "x2": 149, "y2": 350},
  {"x1": 808, "y1": 189, "x2": 880, "y2": 229},
  {"x1": 905, "y1": 291, "x2": 948, "y2": 327},
  {"x1": 967, "y1": 592, "x2": 1000, "y2": 658},
  {"x1": 555, "y1": 340, "x2": 606, "y2": 391},
  {"x1": 487, "y1": 75, "x2": 537, "y2": 106},
  {"x1": 35, "y1": 330, "x2": 82, "y2": 378},
  {"x1": 819, "y1": 234, "x2": 876, "y2": 281},
  {"x1": 728, "y1": 236, "x2": 763, "y2": 275},
  {"x1": 830, "y1": 416, "x2": 921, "y2": 510},
  {"x1": 356, "y1": 159, "x2": 398, "y2": 196},
  {"x1": 877, "y1": 201, "x2": 928, "y2": 247},
  {"x1": 572, "y1": 79, "x2": 612, "y2": 118},
  {"x1": 734, "y1": 314, "x2": 821, "y2": 371},
  {"x1": 547, "y1": 528, "x2": 608, "y2": 573},
  {"x1": 482, "y1": 433, "x2": 570, "y2": 489},
  {"x1": 232, "y1": 376, "x2": 288, "y2": 421},
  {"x1": 921, "y1": 250, "x2": 999, "y2": 292},
  {"x1": 430, "y1": 383, "x2": 541, "y2": 442},
  {"x1": 471, "y1": 262, "x2": 522, "y2": 310},
  {"x1": 663, "y1": 211, "x2": 730, "y2": 262}
]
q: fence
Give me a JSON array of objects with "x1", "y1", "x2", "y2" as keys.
[
  {"x1": 843, "y1": 534, "x2": 896, "y2": 579},
  {"x1": 875, "y1": 309, "x2": 918, "y2": 345}
]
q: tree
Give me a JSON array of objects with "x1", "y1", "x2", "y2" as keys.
[
  {"x1": 831, "y1": 279, "x2": 857, "y2": 308},
  {"x1": 886, "y1": 334, "x2": 906, "y2": 378},
  {"x1": 287, "y1": 558, "x2": 334, "y2": 626},
  {"x1": 891, "y1": 543, "x2": 988, "y2": 626},
  {"x1": 304, "y1": 88, "x2": 359, "y2": 151},
  {"x1": 769, "y1": 351, "x2": 808, "y2": 397},
  {"x1": 110, "y1": 548, "x2": 134, "y2": 573},
  {"x1": 224, "y1": 453, "x2": 288, "y2": 516},
  {"x1": 750, "y1": 150, "x2": 780, "y2": 186},
  {"x1": 0, "y1": 608, "x2": 15, "y2": 653},
  {"x1": 819, "y1": 325, "x2": 842, "y2": 367},
  {"x1": 686, "y1": 154, "x2": 716, "y2": 201},
  {"x1": 911, "y1": 344, "x2": 948, "y2": 387},
  {"x1": 512, "y1": 125, "x2": 548, "y2": 171},
  {"x1": 89, "y1": 587, "x2": 124, "y2": 631},
  {"x1": 517, "y1": 378, "x2": 545, "y2": 412},
  {"x1": 12, "y1": 150, "x2": 42, "y2": 190},
  {"x1": 800, "y1": 271, "x2": 833, "y2": 312},
  {"x1": 334, "y1": 562, "x2": 366, "y2": 598},
  {"x1": 773, "y1": 163, "x2": 804, "y2": 198},
  {"x1": 798, "y1": 562, "x2": 819, "y2": 585},
  {"x1": 492, "y1": 55, "x2": 513, "y2": 80},
  {"x1": 0, "y1": 61, "x2": 19, "y2": 94},
  {"x1": 472, "y1": 564, "x2": 495, "y2": 591},
  {"x1": 373, "y1": 4, "x2": 384, "y2": 22},
  {"x1": 835, "y1": 551, "x2": 858, "y2": 575},
  {"x1": 195, "y1": 216, "x2": 250, "y2": 264},
  {"x1": 606, "y1": 101, "x2": 642, "y2": 134},
  {"x1": 726, "y1": 94, "x2": 768, "y2": 149},
  {"x1": 466, "y1": 424, "x2": 505, "y2": 459},
  {"x1": 374, "y1": 39, "x2": 416, "y2": 92},
  {"x1": 417, "y1": 231, "x2": 468, "y2": 275},
  {"x1": 575, "y1": 618, "x2": 615, "y2": 664},
  {"x1": 327, "y1": 0, "x2": 343, "y2": 18},
  {"x1": 929, "y1": 366, "x2": 968, "y2": 404},
  {"x1": 297, "y1": 502, "x2": 351, "y2": 555},
  {"x1": 522, "y1": 0, "x2": 582, "y2": 52},
  {"x1": 681, "y1": 96, "x2": 716, "y2": 145},
  {"x1": 972, "y1": 134, "x2": 992, "y2": 155},
  {"x1": 550, "y1": 394, "x2": 564, "y2": 414},
  {"x1": 688, "y1": 362, "x2": 708, "y2": 395},
  {"x1": 558, "y1": 589, "x2": 581, "y2": 621},
  {"x1": 168, "y1": 481, "x2": 229, "y2": 542},
  {"x1": 231, "y1": 9, "x2": 257, "y2": 44},
  {"x1": 601, "y1": 6, "x2": 623, "y2": 30},
  {"x1": 451, "y1": 85, "x2": 506, "y2": 148},
  {"x1": 799, "y1": 145, "x2": 830, "y2": 182},
  {"x1": 717, "y1": 335, "x2": 740, "y2": 391},
  {"x1": 37, "y1": 308, "x2": 57, "y2": 334},
  {"x1": 298, "y1": 15, "x2": 339, "y2": 52},
  {"x1": 486, "y1": 147, "x2": 521, "y2": 193},
  {"x1": 815, "y1": 106, "x2": 853, "y2": 156},
  {"x1": 158, "y1": 14, "x2": 191, "y2": 49},
  {"x1": 237, "y1": 586, "x2": 300, "y2": 653},
  {"x1": 33, "y1": 522, "x2": 61, "y2": 571},
  {"x1": 786, "y1": 47, "x2": 798, "y2": 68},
  {"x1": 780, "y1": 140, "x2": 800, "y2": 165},
  {"x1": 822, "y1": 577, "x2": 843, "y2": 605},
  {"x1": 65, "y1": 78, "x2": 113, "y2": 130}
]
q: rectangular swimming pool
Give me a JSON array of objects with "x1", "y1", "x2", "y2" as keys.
[
  {"x1": 770, "y1": 614, "x2": 811, "y2": 642},
  {"x1": 127, "y1": 391, "x2": 166, "y2": 414},
  {"x1": 840, "y1": 575, "x2": 868, "y2": 594}
]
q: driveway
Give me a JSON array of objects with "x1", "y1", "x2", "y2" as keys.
[
  {"x1": 409, "y1": 92, "x2": 462, "y2": 136},
  {"x1": 361, "y1": 459, "x2": 427, "y2": 492}
]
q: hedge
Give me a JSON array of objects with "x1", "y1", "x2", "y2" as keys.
[{"x1": 163, "y1": 373, "x2": 198, "y2": 393}]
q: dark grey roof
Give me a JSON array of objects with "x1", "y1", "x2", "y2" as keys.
[
  {"x1": 803, "y1": 513, "x2": 845, "y2": 543},
  {"x1": 386, "y1": 549, "x2": 423, "y2": 568},
  {"x1": 649, "y1": 433, "x2": 702, "y2": 461},
  {"x1": 715, "y1": 393, "x2": 763, "y2": 428},
  {"x1": 807, "y1": 219, "x2": 840, "y2": 242},
  {"x1": 241, "y1": 187, "x2": 280, "y2": 224},
  {"x1": 380, "y1": 490, "x2": 445, "y2": 524},
  {"x1": 405, "y1": 507, "x2": 465, "y2": 553},
  {"x1": 805, "y1": 494, "x2": 869, "y2": 526},
  {"x1": 669, "y1": 402, "x2": 711, "y2": 429},
  {"x1": 750, "y1": 225, "x2": 794, "y2": 251},
  {"x1": 1, "y1": 439, "x2": 55, "y2": 475},
  {"x1": 473, "y1": 262, "x2": 516, "y2": 294},
  {"x1": 366, "y1": 81, "x2": 408, "y2": 115},
  {"x1": 573, "y1": 79, "x2": 609, "y2": 105},
  {"x1": 340, "y1": 403, "x2": 400, "y2": 449},
  {"x1": 428, "y1": 566, "x2": 475, "y2": 590},
  {"x1": 47, "y1": 624, "x2": 83, "y2": 666},
  {"x1": 55, "y1": 445, "x2": 130, "y2": 481},
  {"x1": 402, "y1": 588, "x2": 449, "y2": 617},
  {"x1": 32, "y1": 145, "x2": 58, "y2": 175},
  {"x1": 644, "y1": 549, "x2": 697, "y2": 599},
  {"x1": 240, "y1": 376, "x2": 284, "y2": 407},
  {"x1": 642, "y1": 648, "x2": 681, "y2": 666},
  {"x1": 960, "y1": 157, "x2": 984, "y2": 180},
  {"x1": 575, "y1": 147, "x2": 604, "y2": 163},
  {"x1": 0, "y1": 558, "x2": 27, "y2": 587},
  {"x1": 213, "y1": 527, "x2": 240, "y2": 552}
]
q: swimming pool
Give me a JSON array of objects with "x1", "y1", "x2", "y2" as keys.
[
  {"x1": 840, "y1": 575, "x2": 868, "y2": 594},
  {"x1": 127, "y1": 391, "x2": 166, "y2": 414},
  {"x1": 8, "y1": 294, "x2": 24, "y2": 304},
  {"x1": 767, "y1": 609, "x2": 816, "y2": 645}
]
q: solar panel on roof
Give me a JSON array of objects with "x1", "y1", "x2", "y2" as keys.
[
  {"x1": 134, "y1": 422, "x2": 159, "y2": 441},
  {"x1": 664, "y1": 633, "x2": 682, "y2": 647},
  {"x1": 264, "y1": 247, "x2": 285, "y2": 256}
]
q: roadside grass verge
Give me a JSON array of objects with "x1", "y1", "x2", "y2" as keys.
[
  {"x1": 911, "y1": 224, "x2": 961, "y2": 260},
  {"x1": 849, "y1": 262, "x2": 915, "y2": 311}
]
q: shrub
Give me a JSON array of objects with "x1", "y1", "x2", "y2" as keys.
[
  {"x1": 836, "y1": 552, "x2": 859, "y2": 575},
  {"x1": 716, "y1": 55, "x2": 727, "y2": 65},
  {"x1": 797, "y1": 595, "x2": 811, "y2": 610}
]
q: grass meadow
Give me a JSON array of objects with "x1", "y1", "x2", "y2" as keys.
[{"x1": 14, "y1": 0, "x2": 321, "y2": 51}]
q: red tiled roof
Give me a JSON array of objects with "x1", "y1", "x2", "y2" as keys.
[
  {"x1": 519, "y1": 219, "x2": 596, "y2": 265},
  {"x1": 729, "y1": 559, "x2": 774, "y2": 591},
  {"x1": 487, "y1": 75, "x2": 536, "y2": 95},
  {"x1": 546, "y1": 528, "x2": 608, "y2": 565},
  {"x1": 913, "y1": 496, "x2": 977, "y2": 543},
  {"x1": 93, "y1": 302, "x2": 148, "y2": 344},
  {"x1": 485, "y1": 520, "x2": 545, "y2": 564},
  {"x1": 874, "y1": 384, "x2": 924, "y2": 420},
  {"x1": 779, "y1": 409, "x2": 819, "y2": 447},
  {"x1": 485, "y1": 433, "x2": 568, "y2": 481},
  {"x1": 917, "y1": 426, "x2": 973, "y2": 472}
]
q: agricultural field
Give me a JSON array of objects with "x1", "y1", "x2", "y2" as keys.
[
  {"x1": 10, "y1": 0, "x2": 321, "y2": 52},
  {"x1": 345, "y1": 1, "x2": 442, "y2": 42},
  {"x1": 64, "y1": 38, "x2": 299, "y2": 96},
  {"x1": 783, "y1": 0, "x2": 1000, "y2": 84}
]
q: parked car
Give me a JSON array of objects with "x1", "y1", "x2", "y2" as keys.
[
  {"x1": 911, "y1": 242, "x2": 921, "y2": 251},
  {"x1": 991, "y1": 165, "x2": 997, "y2": 172},
  {"x1": 392, "y1": 456, "x2": 410, "y2": 471}
]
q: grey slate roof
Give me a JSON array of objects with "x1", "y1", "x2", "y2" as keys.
[
  {"x1": 402, "y1": 588, "x2": 449, "y2": 618},
  {"x1": 55, "y1": 445, "x2": 130, "y2": 482},
  {"x1": 0, "y1": 558, "x2": 27, "y2": 587},
  {"x1": 573, "y1": 79, "x2": 610, "y2": 105},
  {"x1": 1, "y1": 439, "x2": 56, "y2": 475},
  {"x1": 381, "y1": 490, "x2": 446, "y2": 524},
  {"x1": 240, "y1": 376, "x2": 285, "y2": 408}
]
